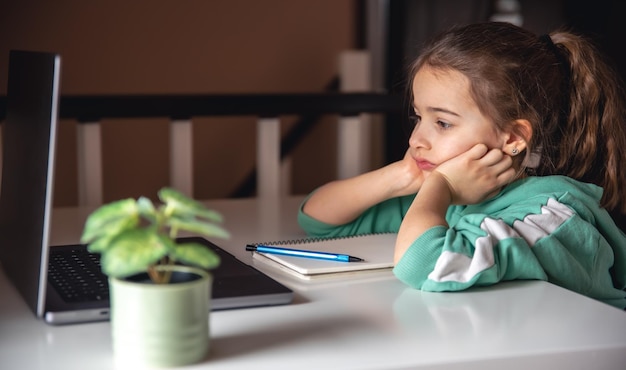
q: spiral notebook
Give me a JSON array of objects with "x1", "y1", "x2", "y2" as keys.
[{"x1": 249, "y1": 233, "x2": 397, "y2": 280}]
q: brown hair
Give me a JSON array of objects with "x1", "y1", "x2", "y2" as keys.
[{"x1": 409, "y1": 22, "x2": 626, "y2": 212}]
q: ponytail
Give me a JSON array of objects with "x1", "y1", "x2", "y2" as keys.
[{"x1": 551, "y1": 32, "x2": 626, "y2": 212}]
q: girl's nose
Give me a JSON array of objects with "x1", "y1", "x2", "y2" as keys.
[{"x1": 408, "y1": 123, "x2": 427, "y2": 149}]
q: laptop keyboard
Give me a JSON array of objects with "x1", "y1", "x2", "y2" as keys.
[{"x1": 48, "y1": 247, "x2": 109, "y2": 303}]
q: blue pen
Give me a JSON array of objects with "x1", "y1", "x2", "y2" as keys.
[{"x1": 246, "y1": 244, "x2": 364, "y2": 262}]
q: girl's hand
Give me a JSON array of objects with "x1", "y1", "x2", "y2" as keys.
[
  {"x1": 387, "y1": 149, "x2": 426, "y2": 197},
  {"x1": 433, "y1": 144, "x2": 515, "y2": 205}
]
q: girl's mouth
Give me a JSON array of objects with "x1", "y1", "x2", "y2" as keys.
[{"x1": 416, "y1": 159, "x2": 436, "y2": 171}]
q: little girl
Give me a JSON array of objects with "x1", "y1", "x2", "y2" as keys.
[{"x1": 298, "y1": 22, "x2": 626, "y2": 309}]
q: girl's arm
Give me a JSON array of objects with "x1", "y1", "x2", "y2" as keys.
[
  {"x1": 302, "y1": 149, "x2": 425, "y2": 225},
  {"x1": 395, "y1": 144, "x2": 515, "y2": 263}
]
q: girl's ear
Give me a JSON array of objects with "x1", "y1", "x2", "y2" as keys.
[{"x1": 503, "y1": 119, "x2": 532, "y2": 156}]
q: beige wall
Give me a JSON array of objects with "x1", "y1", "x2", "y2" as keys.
[{"x1": 0, "y1": 0, "x2": 356, "y2": 205}]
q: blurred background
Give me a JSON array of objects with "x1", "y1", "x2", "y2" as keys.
[{"x1": 1, "y1": 0, "x2": 624, "y2": 206}]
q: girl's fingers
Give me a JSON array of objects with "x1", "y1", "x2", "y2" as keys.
[
  {"x1": 468, "y1": 143, "x2": 489, "y2": 159},
  {"x1": 480, "y1": 147, "x2": 506, "y2": 164}
]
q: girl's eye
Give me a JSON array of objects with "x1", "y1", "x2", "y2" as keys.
[{"x1": 437, "y1": 120, "x2": 452, "y2": 129}]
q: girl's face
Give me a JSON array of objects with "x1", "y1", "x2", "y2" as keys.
[{"x1": 409, "y1": 66, "x2": 505, "y2": 175}]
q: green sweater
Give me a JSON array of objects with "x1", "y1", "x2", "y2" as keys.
[{"x1": 298, "y1": 176, "x2": 626, "y2": 309}]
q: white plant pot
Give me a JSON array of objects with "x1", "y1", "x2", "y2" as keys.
[{"x1": 109, "y1": 265, "x2": 212, "y2": 367}]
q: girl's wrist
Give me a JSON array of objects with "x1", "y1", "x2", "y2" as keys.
[
  {"x1": 415, "y1": 172, "x2": 453, "y2": 213},
  {"x1": 381, "y1": 161, "x2": 422, "y2": 198}
]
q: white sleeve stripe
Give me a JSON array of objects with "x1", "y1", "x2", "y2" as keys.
[
  {"x1": 513, "y1": 198, "x2": 573, "y2": 246},
  {"x1": 427, "y1": 198, "x2": 573, "y2": 283}
]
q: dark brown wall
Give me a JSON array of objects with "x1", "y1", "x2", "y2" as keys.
[{"x1": 0, "y1": 0, "x2": 356, "y2": 205}]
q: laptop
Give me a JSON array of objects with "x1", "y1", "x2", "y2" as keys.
[{"x1": 0, "y1": 50, "x2": 293, "y2": 325}]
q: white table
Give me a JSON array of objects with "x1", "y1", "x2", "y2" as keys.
[{"x1": 1, "y1": 196, "x2": 625, "y2": 370}]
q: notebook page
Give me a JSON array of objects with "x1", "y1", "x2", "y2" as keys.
[{"x1": 250, "y1": 233, "x2": 397, "y2": 278}]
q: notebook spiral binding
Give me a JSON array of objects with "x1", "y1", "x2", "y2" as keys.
[{"x1": 251, "y1": 232, "x2": 393, "y2": 246}]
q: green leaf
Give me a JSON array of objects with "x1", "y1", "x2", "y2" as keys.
[
  {"x1": 167, "y1": 215, "x2": 230, "y2": 239},
  {"x1": 86, "y1": 235, "x2": 114, "y2": 253},
  {"x1": 172, "y1": 242, "x2": 221, "y2": 270},
  {"x1": 136, "y1": 196, "x2": 157, "y2": 223},
  {"x1": 80, "y1": 198, "x2": 139, "y2": 243},
  {"x1": 158, "y1": 187, "x2": 201, "y2": 209},
  {"x1": 191, "y1": 208, "x2": 223, "y2": 223},
  {"x1": 158, "y1": 187, "x2": 222, "y2": 222},
  {"x1": 100, "y1": 229, "x2": 169, "y2": 278}
]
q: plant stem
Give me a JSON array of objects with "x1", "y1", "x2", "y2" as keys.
[
  {"x1": 147, "y1": 265, "x2": 161, "y2": 283},
  {"x1": 148, "y1": 262, "x2": 173, "y2": 284}
]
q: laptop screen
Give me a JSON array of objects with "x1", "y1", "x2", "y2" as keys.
[{"x1": 0, "y1": 50, "x2": 60, "y2": 318}]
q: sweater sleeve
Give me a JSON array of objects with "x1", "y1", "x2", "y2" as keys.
[
  {"x1": 393, "y1": 216, "x2": 549, "y2": 292},
  {"x1": 393, "y1": 197, "x2": 626, "y2": 309},
  {"x1": 297, "y1": 195, "x2": 414, "y2": 237}
]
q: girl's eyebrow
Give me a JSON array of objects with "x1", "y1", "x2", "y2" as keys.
[
  {"x1": 428, "y1": 106, "x2": 461, "y2": 117},
  {"x1": 411, "y1": 102, "x2": 461, "y2": 117}
]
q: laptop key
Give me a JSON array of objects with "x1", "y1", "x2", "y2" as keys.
[{"x1": 48, "y1": 248, "x2": 109, "y2": 303}]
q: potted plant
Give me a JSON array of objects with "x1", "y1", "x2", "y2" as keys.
[{"x1": 80, "y1": 187, "x2": 229, "y2": 368}]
